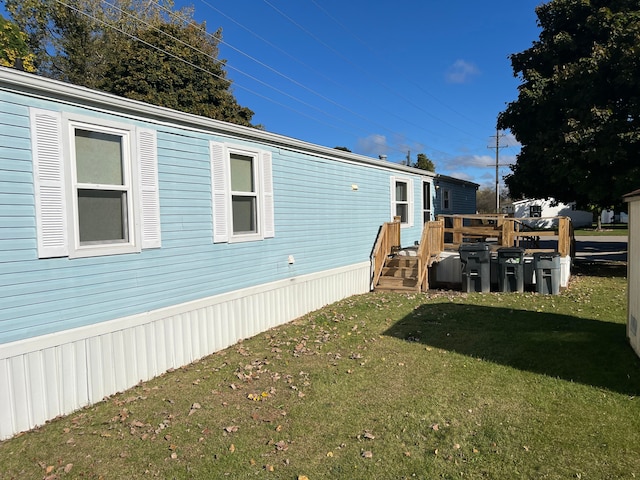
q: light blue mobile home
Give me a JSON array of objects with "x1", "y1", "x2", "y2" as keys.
[{"x1": 0, "y1": 67, "x2": 476, "y2": 439}]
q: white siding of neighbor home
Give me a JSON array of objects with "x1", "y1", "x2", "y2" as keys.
[{"x1": 626, "y1": 193, "x2": 640, "y2": 359}]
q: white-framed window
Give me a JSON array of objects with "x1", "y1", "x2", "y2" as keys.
[
  {"x1": 30, "y1": 108, "x2": 161, "y2": 259},
  {"x1": 210, "y1": 141, "x2": 274, "y2": 243},
  {"x1": 442, "y1": 188, "x2": 452, "y2": 211},
  {"x1": 391, "y1": 176, "x2": 413, "y2": 227}
]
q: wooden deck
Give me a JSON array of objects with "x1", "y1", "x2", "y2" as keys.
[{"x1": 372, "y1": 214, "x2": 575, "y2": 293}]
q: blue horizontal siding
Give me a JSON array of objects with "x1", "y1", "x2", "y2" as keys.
[
  {"x1": 434, "y1": 179, "x2": 477, "y2": 216},
  {"x1": 0, "y1": 88, "x2": 434, "y2": 344}
]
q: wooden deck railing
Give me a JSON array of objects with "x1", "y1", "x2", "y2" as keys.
[
  {"x1": 417, "y1": 220, "x2": 445, "y2": 291},
  {"x1": 505, "y1": 217, "x2": 574, "y2": 257},
  {"x1": 437, "y1": 214, "x2": 574, "y2": 257},
  {"x1": 371, "y1": 217, "x2": 401, "y2": 288}
]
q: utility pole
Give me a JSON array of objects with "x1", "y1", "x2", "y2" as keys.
[
  {"x1": 406, "y1": 150, "x2": 411, "y2": 166},
  {"x1": 488, "y1": 128, "x2": 508, "y2": 213}
]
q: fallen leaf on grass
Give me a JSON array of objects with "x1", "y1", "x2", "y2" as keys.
[
  {"x1": 275, "y1": 440, "x2": 288, "y2": 452},
  {"x1": 298, "y1": 476, "x2": 310, "y2": 480},
  {"x1": 363, "y1": 431, "x2": 375, "y2": 440},
  {"x1": 265, "y1": 464, "x2": 275, "y2": 471},
  {"x1": 229, "y1": 444, "x2": 236, "y2": 453},
  {"x1": 361, "y1": 450, "x2": 373, "y2": 458},
  {"x1": 224, "y1": 426, "x2": 239, "y2": 433}
]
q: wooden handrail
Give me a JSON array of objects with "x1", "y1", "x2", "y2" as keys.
[
  {"x1": 436, "y1": 214, "x2": 574, "y2": 257},
  {"x1": 371, "y1": 218, "x2": 401, "y2": 288},
  {"x1": 417, "y1": 220, "x2": 444, "y2": 291}
]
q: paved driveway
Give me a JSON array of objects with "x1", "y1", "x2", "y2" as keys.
[{"x1": 574, "y1": 235, "x2": 627, "y2": 263}]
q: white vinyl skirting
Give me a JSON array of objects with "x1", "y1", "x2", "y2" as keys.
[{"x1": 0, "y1": 262, "x2": 371, "y2": 440}]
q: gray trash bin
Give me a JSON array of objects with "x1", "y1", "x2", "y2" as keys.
[
  {"x1": 533, "y1": 252, "x2": 561, "y2": 295},
  {"x1": 459, "y1": 243, "x2": 491, "y2": 293},
  {"x1": 497, "y1": 247, "x2": 525, "y2": 293}
]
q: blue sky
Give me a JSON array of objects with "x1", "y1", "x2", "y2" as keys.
[
  {"x1": 4, "y1": 0, "x2": 544, "y2": 187},
  {"x1": 170, "y1": 0, "x2": 544, "y2": 187}
]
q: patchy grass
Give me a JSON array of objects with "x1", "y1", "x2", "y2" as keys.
[{"x1": 2, "y1": 265, "x2": 640, "y2": 479}]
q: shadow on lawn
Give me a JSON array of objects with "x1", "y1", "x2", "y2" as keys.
[
  {"x1": 384, "y1": 303, "x2": 640, "y2": 396},
  {"x1": 572, "y1": 260, "x2": 627, "y2": 279}
]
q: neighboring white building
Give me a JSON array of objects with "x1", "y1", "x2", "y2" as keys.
[
  {"x1": 601, "y1": 209, "x2": 629, "y2": 224},
  {"x1": 512, "y1": 198, "x2": 593, "y2": 228}
]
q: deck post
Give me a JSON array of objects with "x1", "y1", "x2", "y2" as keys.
[
  {"x1": 453, "y1": 216, "x2": 463, "y2": 245},
  {"x1": 501, "y1": 219, "x2": 513, "y2": 247},
  {"x1": 558, "y1": 217, "x2": 569, "y2": 257}
]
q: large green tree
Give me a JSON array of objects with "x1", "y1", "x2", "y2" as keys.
[
  {"x1": 0, "y1": 15, "x2": 36, "y2": 71},
  {"x1": 498, "y1": 0, "x2": 640, "y2": 215},
  {"x1": 476, "y1": 186, "x2": 511, "y2": 214},
  {"x1": 4, "y1": 0, "x2": 255, "y2": 126},
  {"x1": 413, "y1": 153, "x2": 435, "y2": 172}
]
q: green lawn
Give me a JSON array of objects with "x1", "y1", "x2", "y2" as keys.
[
  {"x1": 1, "y1": 264, "x2": 639, "y2": 479},
  {"x1": 574, "y1": 223, "x2": 629, "y2": 236}
]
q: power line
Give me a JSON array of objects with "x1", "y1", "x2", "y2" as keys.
[
  {"x1": 162, "y1": 0, "x2": 456, "y2": 158},
  {"x1": 148, "y1": 0, "x2": 446, "y2": 153},
  {"x1": 307, "y1": 0, "x2": 487, "y2": 133},
  {"x1": 53, "y1": 0, "x2": 467, "y2": 161},
  {"x1": 55, "y1": 0, "x2": 367, "y2": 138},
  {"x1": 261, "y1": 0, "x2": 484, "y2": 143}
]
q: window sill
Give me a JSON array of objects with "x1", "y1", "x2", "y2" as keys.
[{"x1": 69, "y1": 243, "x2": 141, "y2": 259}]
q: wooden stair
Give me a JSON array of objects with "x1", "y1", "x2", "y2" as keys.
[{"x1": 375, "y1": 255, "x2": 421, "y2": 292}]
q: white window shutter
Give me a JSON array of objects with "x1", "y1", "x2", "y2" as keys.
[
  {"x1": 210, "y1": 141, "x2": 229, "y2": 243},
  {"x1": 261, "y1": 150, "x2": 275, "y2": 238},
  {"x1": 390, "y1": 176, "x2": 397, "y2": 221},
  {"x1": 30, "y1": 108, "x2": 68, "y2": 258},
  {"x1": 137, "y1": 128, "x2": 161, "y2": 249},
  {"x1": 408, "y1": 178, "x2": 414, "y2": 227}
]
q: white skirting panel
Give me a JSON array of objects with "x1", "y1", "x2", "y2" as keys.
[
  {"x1": 0, "y1": 262, "x2": 371, "y2": 440},
  {"x1": 433, "y1": 251, "x2": 571, "y2": 288}
]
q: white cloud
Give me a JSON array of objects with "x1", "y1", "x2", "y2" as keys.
[
  {"x1": 444, "y1": 154, "x2": 494, "y2": 169},
  {"x1": 446, "y1": 171, "x2": 476, "y2": 182},
  {"x1": 445, "y1": 59, "x2": 480, "y2": 84},
  {"x1": 501, "y1": 132, "x2": 521, "y2": 148},
  {"x1": 356, "y1": 134, "x2": 389, "y2": 157}
]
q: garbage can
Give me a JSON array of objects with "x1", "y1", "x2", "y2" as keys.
[
  {"x1": 459, "y1": 243, "x2": 491, "y2": 293},
  {"x1": 533, "y1": 252, "x2": 561, "y2": 295},
  {"x1": 497, "y1": 247, "x2": 525, "y2": 293}
]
